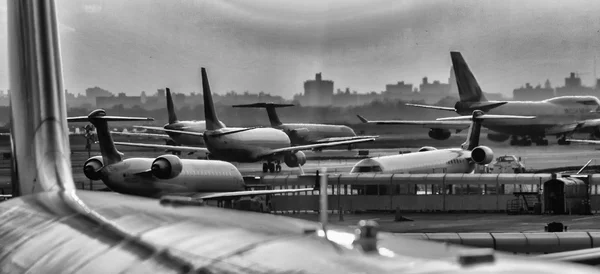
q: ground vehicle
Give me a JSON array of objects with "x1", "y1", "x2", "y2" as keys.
[{"x1": 489, "y1": 155, "x2": 526, "y2": 173}]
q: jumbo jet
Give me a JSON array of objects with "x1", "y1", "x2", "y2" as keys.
[
  {"x1": 113, "y1": 68, "x2": 377, "y2": 173},
  {"x1": 5, "y1": 1, "x2": 600, "y2": 272},
  {"x1": 113, "y1": 87, "x2": 210, "y2": 147},
  {"x1": 232, "y1": 102, "x2": 378, "y2": 149},
  {"x1": 69, "y1": 109, "x2": 312, "y2": 203},
  {"x1": 352, "y1": 110, "x2": 534, "y2": 174},
  {"x1": 360, "y1": 51, "x2": 600, "y2": 146}
]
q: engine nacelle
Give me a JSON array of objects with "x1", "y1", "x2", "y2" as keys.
[
  {"x1": 288, "y1": 128, "x2": 310, "y2": 140},
  {"x1": 284, "y1": 151, "x2": 307, "y2": 167},
  {"x1": 83, "y1": 156, "x2": 104, "y2": 181},
  {"x1": 471, "y1": 146, "x2": 494, "y2": 165},
  {"x1": 418, "y1": 146, "x2": 437, "y2": 152},
  {"x1": 428, "y1": 128, "x2": 451, "y2": 140},
  {"x1": 151, "y1": 154, "x2": 183, "y2": 180},
  {"x1": 487, "y1": 133, "x2": 510, "y2": 142}
]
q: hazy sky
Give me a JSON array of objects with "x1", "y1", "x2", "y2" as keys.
[{"x1": 2, "y1": 0, "x2": 600, "y2": 98}]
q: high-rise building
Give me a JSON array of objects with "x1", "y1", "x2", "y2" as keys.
[{"x1": 303, "y1": 73, "x2": 333, "y2": 106}]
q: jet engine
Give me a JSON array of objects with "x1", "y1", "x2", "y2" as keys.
[
  {"x1": 471, "y1": 146, "x2": 494, "y2": 165},
  {"x1": 487, "y1": 133, "x2": 510, "y2": 142},
  {"x1": 151, "y1": 154, "x2": 183, "y2": 180},
  {"x1": 418, "y1": 146, "x2": 437, "y2": 152},
  {"x1": 288, "y1": 128, "x2": 310, "y2": 141},
  {"x1": 83, "y1": 156, "x2": 104, "y2": 181},
  {"x1": 284, "y1": 151, "x2": 307, "y2": 167},
  {"x1": 428, "y1": 128, "x2": 451, "y2": 140}
]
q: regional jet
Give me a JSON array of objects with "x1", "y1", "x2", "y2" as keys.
[
  {"x1": 362, "y1": 51, "x2": 600, "y2": 146},
  {"x1": 69, "y1": 109, "x2": 312, "y2": 205},
  {"x1": 113, "y1": 68, "x2": 377, "y2": 173},
  {"x1": 5, "y1": 1, "x2": 600, "y2": 272},
  {"x1": 232, "y1": 102, "x2": 379, "y2": 149},
  {"x1": 352, "y1": 110, "x2": 534, "y2": 174}
]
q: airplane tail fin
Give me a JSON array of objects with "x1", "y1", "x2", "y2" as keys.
[
  {"x1": 437, "y1": 111, "x2": 535, "y2": 150},
  {"x1": 201, "y1": 68, "x2": 226, "y2": 130},
  {"x1": 166, "y1": 88, "x2": 179, "y2": 124},
  {"x1": 450, "y1": 52, "x2": 487, "y2": 103},
  {"x1": 232, "y1": 103, "x2": 295, "y2": 127},
  {"x1": 68, "y1": 110, "x2": 154, "y2": 165}
]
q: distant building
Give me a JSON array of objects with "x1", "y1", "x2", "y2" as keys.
[
  {"x1": 513, "y1": 81, "x2": 554, "y2": 101},
  {"x1": 384, "y1": 81, "x2": 413, "y2": 100},
  {"x1": 302, "y1": 73, "x2": 334, "y2": 106},
  {"x1": 419, "y1": 77, "x2": 450, "y2": 96},
  {"x1": 96, "y1": 93, "x2": 141, "y2": 108},
  {"x1": 85, "y1": 86, "x2": 112, "y2": 98},
  {"x1": 331, "y1": 88, "x2": 382, "y2": 107},
  {"x1": 555, "y1": 72, "x2": 596, "y2": 97}
]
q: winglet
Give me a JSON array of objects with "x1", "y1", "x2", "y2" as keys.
[{"x1": 357, "y1": 115, "x2": 369, "y2": 123}]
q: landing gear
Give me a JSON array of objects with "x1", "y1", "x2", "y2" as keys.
[
  {"x1": 509, "y1": 136, "x2": 532, "y2": 146},
  {"x1": 532, "y1": 136, "x2": 549, "y2": 146},
  {"x1": 262, "y1": 161, "x2": 282, "y2": 173}
]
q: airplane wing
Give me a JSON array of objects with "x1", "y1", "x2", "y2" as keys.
[
  {"x1": 566, "y1": 139, "x2": 600, "y2": 145},
  {"x1": 133, "y1": 126, "x2": 205, "y2": 137},
  {"x1": 110, "y1": 131, "x2": 171, "y2": 139},
  {"x1": 161, "y1": 188, "x2": 314, "y2": 201},
  {"x1": 112, "y1": 141, "x2": 209, "y2": 153},
  {"x1": 357, "y1": 115, "x2": 470, "y2": 129},
  {"x1": 313, "y1": 135, "x2": 380, "y2": 143},
  {"x1": 405, "y1": 103, "x2": 457, "y2": 111},
  {"x1": 258, "y1": 137, "x2": 375, "y2": 158}
]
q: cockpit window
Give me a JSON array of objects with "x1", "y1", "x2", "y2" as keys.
[{"x1": 351, "y1": 166, "x2": 382, "y2": 173}]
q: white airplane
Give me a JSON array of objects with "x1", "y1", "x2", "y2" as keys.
[
  {"x1": 360, "y1": 52, "x2": 600, "y2": 147},
  {"x1": 69, "y1": 109, "x2": 312, "y2": 204},
  {"x1": 113, "y1": 68, "x2": 377, "y2": 173},
  {"x1": 4, "y1": 1, "x2": 600, "y2": 272},
  {"x1": 352, "y1": 111, "x2": 534, "y2": 174}
]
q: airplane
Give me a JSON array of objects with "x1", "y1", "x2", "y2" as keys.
[
  {"x1": 113, "y1": 68, "x2": 377, "y2": 173},
  {"x1": 232, "y1": 102, "x2": 378, "y2": 150},
  {"x1": 5, "y1": 1, "x2": 600, "y2": 272},
  {"x1": 113, "y1": 87, "x2": 210, "y2": 148},
  {"x1": 69, "y1": 109, "x2": 312, "y2": 208},
  {"x1": 351, "y1": 110, "x2": 534, "y2": 174},
  {"x1": 365, "y1": 51, "x2": 600, "y2": 147}
]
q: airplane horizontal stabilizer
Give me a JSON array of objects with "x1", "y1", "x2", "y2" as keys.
[
  {"x1": 314, "y1": 136, "x2": 380, "y2": 143},
  {"x1": 405, "y1": 103, "x2": 457, "y2": 111},
  {"x1": 113, "y1": 141, "x2": 209, "y2": 153},
  {"x1": 209, "y1": 127, "x2": 261, "y2": 137},
  {"x1": 232, "y1": 103, "x2": 295, "y2": 108},
  {"x1": 68, "y1": 116, "x2": 154, "y2": 123}
]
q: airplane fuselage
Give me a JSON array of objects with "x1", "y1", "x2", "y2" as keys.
[
  {"x1": 204, "y1": 127, "x2": 291, "y2": 162},
  {"x1": 275, "y1": 123, "x2": 356, "y2": 145},
  {"x1": 351, "y1": 148, "x2": 474, "y2": 174},
  {"x1": 458, "y1": 96, "x2": 600, "y2": 136},
  {"x1": 99, "y1": 158, "x2": 245, "y2": 198},
  {"x1": 164, "y1": 120, "x2": 207, "y2": 146}
]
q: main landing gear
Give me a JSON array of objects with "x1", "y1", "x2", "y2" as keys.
[
  {"x1": 262, "y1": 161, "x2": 282, "y2": 173},
  {"x1": 509, "y1": 136, "x2": 549, "y2": 146}
]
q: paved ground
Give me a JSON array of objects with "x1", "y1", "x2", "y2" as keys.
[{"x1": 280, "y1": 212, "x2": 600, "y2": 233}]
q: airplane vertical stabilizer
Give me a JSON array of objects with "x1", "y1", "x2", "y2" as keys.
[
  {"x1": 232, "y1": 103, "x2": 295, "y2": 127},
  {"x1": 201, "y1": 68, "x2": 226, "y2": 130},
  {"x1": 450, "y1": 52, "x2": 488, "y2": 103},
  {"x1": 8, "y1": 0, "x2": 74, "y2": 195},
  {"x1": 166, "y1": 88, "x2": 179, "y2": 124}
]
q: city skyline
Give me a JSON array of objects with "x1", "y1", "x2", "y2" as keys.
[{"x1": 2, "y1": 0, "x2": 600, "y2": 97}]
